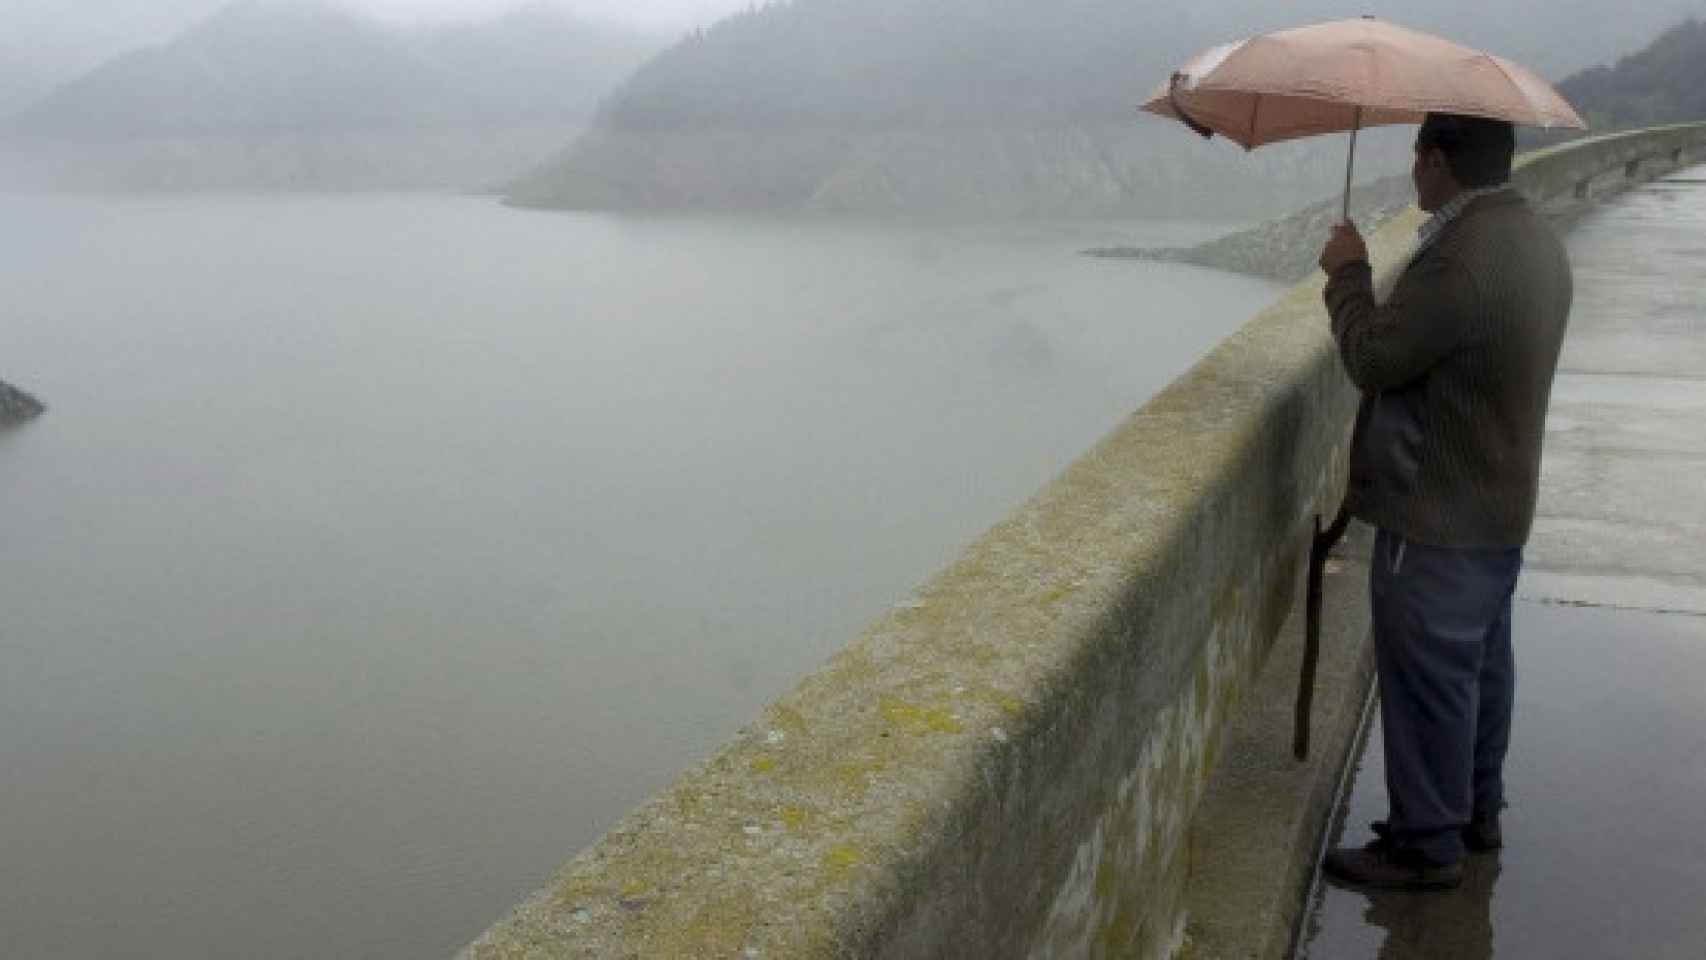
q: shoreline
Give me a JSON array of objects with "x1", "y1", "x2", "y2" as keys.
[
  {"x1": 1, "y1": 379, "x2": 45, "y2": 425},
  {"x1": 1084, "y1": 174, "x2": 1416, "y2": 283}
]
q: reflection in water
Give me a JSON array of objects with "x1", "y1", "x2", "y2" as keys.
[
  {"x1": 1301, "y1": 714, "x2": 1503, "y2": 960},
  {"x1": 1358, "y1": 855, "x2": 1502, "y2": 959}
]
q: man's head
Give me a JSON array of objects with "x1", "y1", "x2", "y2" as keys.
[{"x1": 1412, "y1": 113, "x2": 1516, "y2": 211}]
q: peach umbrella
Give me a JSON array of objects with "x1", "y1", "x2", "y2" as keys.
[{"x1": 1141, "y1": 17, "x2": 1587, "y2": 220}]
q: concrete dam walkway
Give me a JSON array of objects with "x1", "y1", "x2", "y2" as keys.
[{"x1": 1298, "y1": 171, "x2": 1706, "y2": 958}]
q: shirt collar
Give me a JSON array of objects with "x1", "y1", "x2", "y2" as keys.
[{"x1": 1416, "y1": 183, "x2": 1511, "y2": 249}]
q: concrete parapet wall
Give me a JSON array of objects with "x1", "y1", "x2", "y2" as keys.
[
  {"x1": 1517, "y1": 123, "x2": 1706, "y2": 207},
  {"x1": 461, "y1": 124, "x2": 1706, "y2": 960}
]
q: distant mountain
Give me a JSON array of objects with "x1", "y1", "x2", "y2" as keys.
[
  {"x1": 0, "y1": 0, "x2": 660, "y2": 191},
  {"x1": 7, "y1": 0, "x2": 655, "y2": 139},
  {"x1": 0, "y1": 0, "x2": 229, "y2": 119},
  {"x1": 0, "y1": 62, "x2": 42, "y2": 120},
  {"x1": 1556, "y1": 19, "x2": 1706, "y2": 131},
  {"x1": 9, "y1": 0, "x2": 450, "y2": 139},
  {"x1": 509, "y1": 0, "x2": 1706, "y2": 218}
]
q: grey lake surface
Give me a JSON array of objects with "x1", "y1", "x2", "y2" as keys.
[{"x1": 0, "y1": 193, "x2": 1279, "y2": 957}]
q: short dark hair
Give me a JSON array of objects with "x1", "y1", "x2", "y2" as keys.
[{"x1": 1417, "y1": 113, "x2": 1516, "y2": 188}]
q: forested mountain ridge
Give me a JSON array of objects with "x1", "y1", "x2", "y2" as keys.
[
  {"x1": 1555, "y1": 19, "x2": 1706, "y2": 131},
  {"x1": 510, "y1": 0, "x2": 1706, "y2": 217}
]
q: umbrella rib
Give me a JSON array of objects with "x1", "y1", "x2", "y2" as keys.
[{"x1": 1482, "y1": 54, "x2": 1579, "y2": 127}]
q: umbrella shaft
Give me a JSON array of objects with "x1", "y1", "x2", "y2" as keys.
[{"x1": 1342, "y1": 108, "x2": 1362, "y2": 223}]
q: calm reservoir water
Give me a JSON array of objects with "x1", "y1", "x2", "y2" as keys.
[{"x1": 0, "y1": 193, "x2": 1279, "y2": 957}]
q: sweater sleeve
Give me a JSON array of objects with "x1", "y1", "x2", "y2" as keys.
[{"x1": 1323, "y1": 251, "x2": 1475, "y2": 392}]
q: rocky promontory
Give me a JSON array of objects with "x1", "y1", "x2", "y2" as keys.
[
  {"x1": 1, "y1": 379, "x2": 45, "y2": 426},
  {"x1": 1084, "y1": 174, "x2": 1417, "y2": 282}
]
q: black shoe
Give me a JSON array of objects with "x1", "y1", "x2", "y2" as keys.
[
  {"x1": 1324, "y1": 824, "x2": 1463, "y2": 891},
  {"x1": 1464, "y1": 811, "x2": 1502, "y2": 852}
]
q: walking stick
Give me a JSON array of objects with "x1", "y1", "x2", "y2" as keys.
[{"x1": 1295, "y1": 503, "x2": 1352, "y2": 760}]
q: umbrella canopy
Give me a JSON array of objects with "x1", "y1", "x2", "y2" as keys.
[{"x1": 1141, "y1": 17, "x2": 1586, "y2": 149}]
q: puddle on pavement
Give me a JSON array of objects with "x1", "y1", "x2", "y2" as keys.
[{"x1": 1295, "y1": 601, "x2": 1706, "y2": 959}]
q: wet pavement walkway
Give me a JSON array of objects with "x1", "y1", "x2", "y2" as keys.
[{"x1": 1296, "y1": 172, "x2": 1706, "y2": 959}]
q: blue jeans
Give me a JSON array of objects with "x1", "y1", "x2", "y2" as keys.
[{"x1": 1371, "y1": 528, "x2": 1523, "y2": 864}]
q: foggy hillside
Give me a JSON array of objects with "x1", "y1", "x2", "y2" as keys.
[
  {"x1": 0, "y1": 0, "x2": 230, "y2": 117},
  {"x1": 510, "y1": 0, "x2": 1706, "y2": 217},
  {"x1": 0, "y1": 0, "x2": 660, "y2": 191},
  {"x1": 0, "y1": 61, "x2": 41, "y2": 120},
  {"x1": 1556, "y1": 19, "x2": 1706, "y2": 131}
]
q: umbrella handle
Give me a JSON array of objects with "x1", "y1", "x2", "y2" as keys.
[
  {"x1": 1295, "y1": 503, "x2": 1353, "y2": 760},
  {"x1": 1294, "y1": 402, "x2": 1365, "y2": 759},
  {"x1": 1341, "y1": 107, "x2": 1363, "y2": 224}
]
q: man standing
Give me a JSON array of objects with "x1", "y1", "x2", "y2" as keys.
[{"x1": 1315, "y1": 112, "x2": 1574, "y2": 889}]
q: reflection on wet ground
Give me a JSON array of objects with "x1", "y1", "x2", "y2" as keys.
[
  {"x1": 1297, "y1": 173, "x2": 1706, "y2": 959},
  {"x1": 1299, "y1": 605, "x2": 1706, "y2": 959}
]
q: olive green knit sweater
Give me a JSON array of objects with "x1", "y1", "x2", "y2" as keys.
[{"x1": 1324, "y1": 190, "x2": 1574, "y2": 549}]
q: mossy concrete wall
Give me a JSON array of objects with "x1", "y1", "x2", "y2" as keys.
[{"x1": 461, "y1": 124, "x2": 1706, "y2": 960}]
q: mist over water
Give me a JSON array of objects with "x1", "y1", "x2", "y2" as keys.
[{"x1": 0, "y1": 192, "x2": 1277, "y2": 956}]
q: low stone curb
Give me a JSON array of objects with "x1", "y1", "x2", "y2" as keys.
[{"x1": 1178, "y1": 523, "x2": 1376, "y2": 960}]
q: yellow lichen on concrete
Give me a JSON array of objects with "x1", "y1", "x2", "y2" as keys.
[
  {"x1": 829, "y1": 757, "x2": 888, "y2": 796},
  {"x1": 767, "y1": 703, "x2": 810, "y2": 736},
  {"x1": 546, "y1": 872, "x2": 608, "y2": 910},
  {"x1": 877, "y1": 696, "x2": 965, "y2": 735},
  {"x1": 673, "y1": 791, "x2": 707, "y2": 820},
  {"x1": 781, "y1": 805, "x2": 821, "y2": 836},
  {"x1": 668, "y1": 889, "x2": 761, "y2": 958},
  {"x1": 620, "y1": 880, "x2": 655, "y2": 900},
  {"x1": 1036, "y1": 582, "x2": 1078, "y2": 607},
  {"x1": 823, "y1": 844, "x2": 867, "y2": 875}
]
